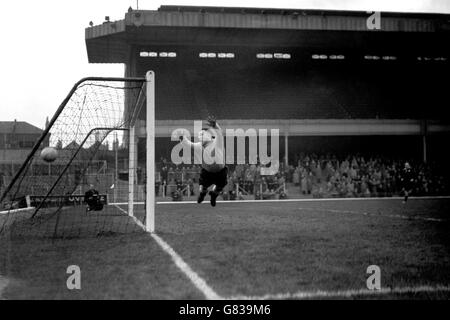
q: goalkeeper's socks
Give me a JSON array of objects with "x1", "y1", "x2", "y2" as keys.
[
  {"x1": 197, "y1": 191, "x2": 207, "y2": 204},
  {"x1": 210, "y1": 191, "x2": 218, "y2": 207}
]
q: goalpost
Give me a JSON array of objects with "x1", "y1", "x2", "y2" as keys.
[
  {"x1": 128, "y1": 71, "x2": 155, "y2": 233},
  {"x1": 146, "y1": 71, "x2": 155, "y2": 233},
  {"x1": 0, "y1": 71, "x2": 156, "y2": 239}
]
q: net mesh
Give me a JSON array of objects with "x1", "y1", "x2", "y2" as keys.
[{"x1": 0, "y1": 78, "x2": 147, "y2": 239}]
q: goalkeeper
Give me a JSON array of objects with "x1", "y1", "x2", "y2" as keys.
[{"x1": 179, "y1": 117, "x2": 228, "y2": 207}]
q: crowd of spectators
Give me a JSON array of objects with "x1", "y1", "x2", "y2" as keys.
[
  {"x1": 157, "y1": 157, "x2": 285, "y2": 198},
  {"x1": 286, "y1": 153, "x2": 449, "y2": 198},
  {"x1": 156, "y1": 153, "x2": 449, "y2": 199}
]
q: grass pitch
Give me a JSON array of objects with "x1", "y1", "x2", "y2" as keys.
[{"x1": 1, "y1": 198, "x2": 449, "y2": 299}]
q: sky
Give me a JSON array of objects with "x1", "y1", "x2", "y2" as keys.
[{"x1": 0, "y1": 0, "x2": 449, "y2": 130}]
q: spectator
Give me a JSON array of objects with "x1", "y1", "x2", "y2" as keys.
[{"x1": 155, "y1": 153, "x2": 449, "y2": 199}]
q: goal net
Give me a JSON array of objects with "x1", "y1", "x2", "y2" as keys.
[{"x1": 0, "y1": 72, "x2": 155, "y2": 239}]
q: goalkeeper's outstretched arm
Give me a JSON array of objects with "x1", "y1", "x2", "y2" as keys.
[
  {"x1": 180, "y1": 135, "x2": 203, "y2": 166},
  {"x1": 180, "y1": 135, "x2": 203, "y2": 151},
  {"x1": 211, "y1": 121, "x2": 223, "y2": 149}
]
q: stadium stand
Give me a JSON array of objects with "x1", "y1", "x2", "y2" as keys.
[{"x1": 139, "y1": 60, "x2": 448, "y2": 120}]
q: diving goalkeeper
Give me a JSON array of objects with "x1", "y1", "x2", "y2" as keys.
[{"x1": 179, "y1": 117, "x2": 228, "y2": 207}]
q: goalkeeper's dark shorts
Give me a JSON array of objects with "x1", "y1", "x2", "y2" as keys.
[{"x1": 199, "y1": 167, "x2": 228, "y2": 191}]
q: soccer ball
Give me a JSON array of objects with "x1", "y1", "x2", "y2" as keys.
[{"x1": 40, "y1": 147, "x2": 58, "y2": 163}]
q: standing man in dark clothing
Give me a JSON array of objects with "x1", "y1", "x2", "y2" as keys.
[
  {"x1": 84, "y1": 184, "x2": 104, "y2": 211},
  {"x1": 400, "y1": 162, "x2": 415, "y2": 203}
]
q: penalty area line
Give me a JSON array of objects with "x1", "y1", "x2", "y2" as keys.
[
  {"x1": 112, "y1": 204, "x2": 222, "y2": 300},
  {"x1": 228, "y1": 284, "x2": 450, "y2": 300}
]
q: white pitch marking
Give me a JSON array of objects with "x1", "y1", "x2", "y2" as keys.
[
  {"x1": 0, "y1": 207, "x2": 35, "y2": 215},
  {"x1": 112, "y1": 204, "x2": 146, "y2": 230},
  {"x1": 298, "y1": 207, "x2": 445, "y2": 222},
  {"x1": 109, "y1": 195, "x2": 450, "y2": 207},
  {"x1": 113, "y1": 204, "x2": 222, "y2": 300},
  {"x1": 0, "y1": 275, "x2": 9, "y2": 300},
  {"x1": 151, "y1": 233, "x2": 222, "y2": 300},
  {"x1": 155, "y1": 195, "x2": 450, "y2": 205},
  {"x1": 228, "y1": 285, "x2": 450, "y2": 300}
]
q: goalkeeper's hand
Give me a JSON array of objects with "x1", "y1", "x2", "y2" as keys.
[
  {"x1": 173, "y1": 129, "x2": 186, "y2": 142},
  {"x1": 206, "y1": 115, "x2": 217, "y2": 128}
]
